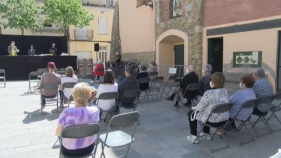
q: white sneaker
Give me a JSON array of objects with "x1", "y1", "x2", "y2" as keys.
[
  {"x1": 187, "y1": 135, "x2": 199, "y2": 144},
  {"x1": 199, "y1": 132, "x2": 211, "y2": 140}
]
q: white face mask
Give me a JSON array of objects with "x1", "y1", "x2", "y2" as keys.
[
  {"x1": 209, "y1": 81, "x2": 214, "y2": 88},
  {"x1": 186, "y1": 69, "x2": 189, "y2": 74},
  {"x1": 239, "y1": 82, "x2": 243, "y2": 89}
]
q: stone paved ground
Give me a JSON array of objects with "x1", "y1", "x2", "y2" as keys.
[{"x1": 1, "y1": 81, "x2": 281, "y2": 158}]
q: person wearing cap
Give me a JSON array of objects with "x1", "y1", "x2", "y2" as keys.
[
  {"x1": 40, "y1": 62, "x2": 61, "y2": 107},
  {"x1": 49, "y1": 43, "x2": 57, "y2": 56},
  {"x1": 136, "y1": 65, "x2": 149, "y2": 91}
]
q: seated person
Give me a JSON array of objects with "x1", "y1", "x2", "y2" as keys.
[
  {"x1": 198, "y1": 64, "x2": 212, "y2": 96},
  {"x1": 94, "y1": 60, "x2": 104, "y2": 81},
  {"x1": 136, "y1": 65, "x2": 149, "y2": 91},
  {"x1": 56, "y1": 83, "x2": 100, "y2": 156},
  {"x1": 118, "y1": 73, "x2": 126, "y2": 84},
  {"x1": 251, "y1": 68, "x2": 275, "y2": 115},
  {"x1": 108, "y1": 63, "x2": 117, "y2": 74},
  {"x1": 61, "y1": 66, "x2": 78, "y2": 104},
  {"x1": 165, "y1": 65, "x2": 199, "y2": 108},
  {"x1": 117, "y1": 65, "x2": 139, "y2": 107},
  {"x1": 229, "y1": 75, "x2": 256, "y2": 129},
  {"x1": 147, "y1": 61, "x2": 158, "y2": 75},
  {"x1": 96, "y1": 70, "x2": 118, "y2": 111},
  {"x1": 40, "y1": 62, "x2": 61, "y2": 107},
  {"x1": 187, "y1": 72, "x2": 229, "y2": 143}
]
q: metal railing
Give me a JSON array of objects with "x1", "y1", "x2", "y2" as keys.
[
  {"x1": 74, "y1": 29, "x2": 93, "y2": 40},
  {"x1": 80, "y1": 0, "x2": 114, "y2": 8}
]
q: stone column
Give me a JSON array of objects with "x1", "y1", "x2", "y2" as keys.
[{"x1": 110, "y1": 1, "x2": 121, "y2": 62}]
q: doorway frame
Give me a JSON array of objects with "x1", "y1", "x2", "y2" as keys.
[
  {"x1": 207, "y1": 37, "x2": 224, "y2": 73},
  {"x1": 277, "y1": 31, "x2": 281, "y2": 91}
]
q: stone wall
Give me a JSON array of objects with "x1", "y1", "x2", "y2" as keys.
[
  {"x1": 155, "y1": 0, "x2": 205, "y2": 75},
  {"x1": 122, "y1": 51, "x2": 155, "y2": 67},
  {"x1": 110, "y1": 1, "x2": 121, "y2": 61}
]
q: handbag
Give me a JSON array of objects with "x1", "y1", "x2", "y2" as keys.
[{"x1": 190, "y1": 107, "x2": 199, "y2": 121}]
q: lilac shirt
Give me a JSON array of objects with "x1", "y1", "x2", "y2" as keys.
[{"x1": 58, "y1": 106, "x2": 100, "y2": 150}]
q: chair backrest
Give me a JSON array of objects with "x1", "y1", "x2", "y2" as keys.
[
  {"x1": 41, "y1": 83, "x2": 59, "y2": 90},
  {"x1": 202, "y1": 82, "x2": 211, "y2": 92},
  {"x1": 82, "y1": 74, "x2": 93, "y2": 80},
  {"x1": 29, "y1": 71, "x2": 42, "y2": 78},
  {"x1": 139, "y1": 77, "x2": 151, "y2": 84},
  {"x1": 149, "y1": 72, "x2": 158, "y2": 77},
  {"x1": 62, "y1": 82, "x2": 77, "y2": 89},
  {"x1": 151, "y1": 76, "x2": 164, "y2": 83},
  {"x1": 232, "y1": 98, "x2": 259, "y2": 120},
  {"x1": 61, "y1": 123, "x2": 101, "y2": 139},
  {"x1": 167, "y1": 75, "x2": 176, "y2": 81},
  {"x1": 120, "y1": 90, "x2": 141, "y2": 105},
  {"x1": 275, "y1": 92, "x2": 281, "y2": 100},
  {"x1": 0, "y1": 69, "x2": 5, "y2": 75},
  {"x1": 56, "y1": 71, "x2": 65, "y2": 76},
  {"x1": 258, "y1": 95, "x2": 275, "y2": 105},
  {"x1": 109, "y1": 111, "x2": 140, "y2": 128},
  {"x1": 59, "y1": 68, "x2": 66, "y2": 71},
  {"x1": 186, "y1": 83, "x2": 201, "y2": 91},
  {"x1": 37, "y1": 68, "x2": 48, "y2": 73},
  {"x1": 98, "y1": 92, "x2": 118, "y2": 100},
  {"x1": 211, "y1": 103, "x2": 233, "y2": 114}
]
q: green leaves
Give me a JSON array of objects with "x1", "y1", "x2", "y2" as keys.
[
  {"x1": 1, "y1": 0, "x2": 94, "y2": 37},
  {"x1": 1, "y1": 0, "x2": 41, "y2": 35},
  {"x1": 42, "y1": 0, "x2": 94, "y2": 36}
]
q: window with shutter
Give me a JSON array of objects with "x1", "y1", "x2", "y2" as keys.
[{"x1": 98, "y1": 17, "x2": 107, "y2": 34}]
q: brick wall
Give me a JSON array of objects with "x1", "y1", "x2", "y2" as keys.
[
  {"x1": 162, "y1": 0, "x2": 172, "y2": 21},
  {"x1": 204, "y1": 0, "x2": 281, "y2": 27}
]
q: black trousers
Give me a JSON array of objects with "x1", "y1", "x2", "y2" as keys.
[
  {"x1": 252, "y1": 108, "x2": 267, "y2": 115},
  {"x1": 61, "y1": 143, "x2": 95, "y2": 156},
  {"x1": 228, "y1": 118, "x2": 236, "y2": 128},
  {"x1": 188, "y1": 110, "x2": 228, "y2": 136}
]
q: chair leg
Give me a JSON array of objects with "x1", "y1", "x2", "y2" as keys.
[
  {"x1": 4, "y1": 78, "x2": 6, "y2": 88},
  {"x1": 56, "y1": 98, "x2": 59, "y2": 113},
  {"x1": 244, "y1": 122, "x2": 255, "y2": 142},
  {"x1": 100, "y1": 142, "x2": 106, "y2": 158},
  {"x1": 124, "y1": 144, "x2": 132, "y2": 158},
  {"x1": 28, "y1": 81, "x2": 31, "y2": 92}
]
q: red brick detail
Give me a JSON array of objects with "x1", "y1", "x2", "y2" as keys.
[
  {"x1": 162, "y1": 0, "x2": 172, "y2": 21},
  {"x1": 204, "y1": 0, "x2": 281, "y2": 27}
]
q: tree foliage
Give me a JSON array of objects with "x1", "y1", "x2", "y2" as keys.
[
  {"x1": 1, "y1": 0, "x2": 41, "y2": 35},
  {"x1": 42, "y1": 0, "x2": 94, "y2": 36}
]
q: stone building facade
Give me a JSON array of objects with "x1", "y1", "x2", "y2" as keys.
[
  {"x1": 202, "y1": 0, "x2": 281, "y2": 92},
  {"x1": 110, "y1": 0, "x2": 155, "y2": 67},
  {"x1": 155, "y1": 0, "x2": 205, "y2": 75}
]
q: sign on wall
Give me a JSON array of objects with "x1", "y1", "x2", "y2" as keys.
[
  {"x1": 233, "y1": 51, "x2": 262, "y2": 68},
  {"x1": 172, "y1": 0, "x2": 182, "y2": 18}
]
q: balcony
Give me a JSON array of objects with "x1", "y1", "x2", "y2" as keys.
[
  {"x1": 80, "y1": 0, "x2": 114, "y2": 8},
  {"x1": 74, "y1": 28, "x2": 93, "y2": 41}
]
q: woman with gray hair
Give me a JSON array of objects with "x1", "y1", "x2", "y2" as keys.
[
  {"x1": 94, "y1": 60, "x2": 104, "y2": 80},
  {"x1": 251, "y1": 67, "x2": 275, "y2": 115}
]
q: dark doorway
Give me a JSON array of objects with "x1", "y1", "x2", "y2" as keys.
[
  {"x1": 208, "y1": 38, "x2": 223, "y2": 73},
  {"x1": 174, "y1": 44, "x2": 184, "y2": 77},
  {"x1": 277, "y1": 31, "x2": 281, "y2": 91}
]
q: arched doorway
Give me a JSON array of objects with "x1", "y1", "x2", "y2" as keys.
[{"x1": 156, "y1": 29, "x2": 189, "y2": 65}]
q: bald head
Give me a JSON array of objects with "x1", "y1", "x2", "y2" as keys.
[{"x1": 186, "y1": 65, "x2": 194, "y2": 74}]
